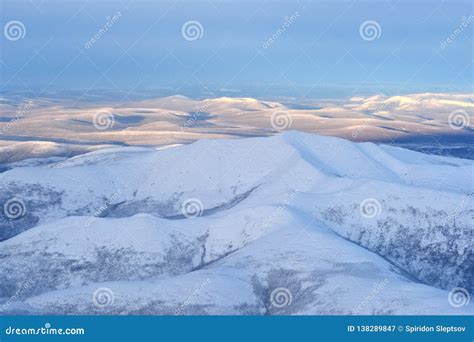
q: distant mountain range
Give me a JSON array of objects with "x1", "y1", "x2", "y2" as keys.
[{"x1": 0, "y1": 92, "x2": 472, "y2": 164}]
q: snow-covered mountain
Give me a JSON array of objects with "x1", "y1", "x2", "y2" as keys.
[{"x1": 0, "y1": 131, "x2": 472, "y2": 315}]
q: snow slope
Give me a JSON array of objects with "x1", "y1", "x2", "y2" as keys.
[{"x1": 0, "y1": 132, "x2": 472, "y2": 315}]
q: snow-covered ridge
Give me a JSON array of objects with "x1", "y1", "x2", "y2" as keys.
[{"x1": 0, "y1": 132, "x2": 472, "y2": 315}]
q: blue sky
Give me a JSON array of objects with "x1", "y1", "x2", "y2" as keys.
[{"x1": 0, "y1": 0, "x2": 472, "y2": 98}]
